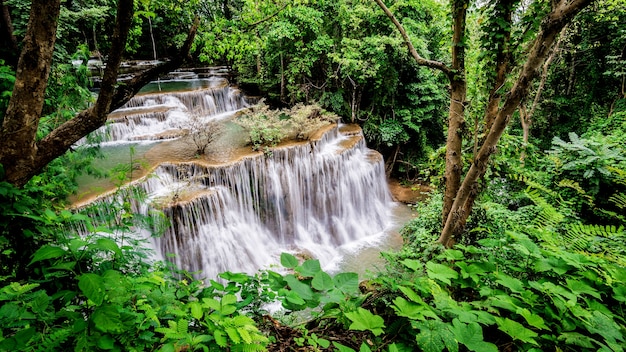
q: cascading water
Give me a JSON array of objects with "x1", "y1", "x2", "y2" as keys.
[
  {"x1": 81, "y1": 75, "x2": 250, "y2": 144},
  {"x1": 76, "y1": 70, "x2": 402, "y2": 280}
]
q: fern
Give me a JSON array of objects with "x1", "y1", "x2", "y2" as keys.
[
  {"x1": 558, "y1": 179, "x2": 594, "y2": 206},
  {"x1": 525, "y1": 190, "x2": 565, "y2": 229},
  {"x1": 34, "y1": 327, "x2": 71, "y2": 352},
  {"x1": 231, "y1": 343, "x2": 267, "y2": 352},
  {"x1": 511, "y1": 174, "x2": 560, "y2": 199},
  {"x1": 609, "y1": 193, "x2": 626, "y2": 209}
]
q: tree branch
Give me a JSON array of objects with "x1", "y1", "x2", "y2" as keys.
[
  {"x1": 34, "y1": 13, "x2": 200, "y2": 177},
  {"x1": 372, "y1": 0, "x2": 452, "y2": 78}
]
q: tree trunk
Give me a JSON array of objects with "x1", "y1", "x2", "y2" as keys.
[
  {"x1": 0, "y1": 0, "x2": 61, "y2": 186},
  {"x1": 438, "y1": 0, "x2": 596, "y2": 247},
  {"x1": 442, "y1": 0, "x2": 468, "y2": 227},
  {"x1": 449, "y1": 0, "x2": 516, "y2": 243}
]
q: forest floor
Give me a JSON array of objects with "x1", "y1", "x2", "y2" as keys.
[{"x1": 387, "y1": 178, "x2": 432, "y2": 204}]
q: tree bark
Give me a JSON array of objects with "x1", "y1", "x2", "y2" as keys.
[
  {"x1": 372, "y1": 0, "x2": 466, "y2": 226},
  {"x1": 454, "y1": 0, "x2": 516, "y2": 243},
  {"x1": 442, "y1": 0, "x2": 468, "y2": 227},
  {"x1": 0, "y1": 0, "x2": 61, "y2": 185},
  {"x1": 438, "y1": 0, "x2": 596, "y2": 247}
]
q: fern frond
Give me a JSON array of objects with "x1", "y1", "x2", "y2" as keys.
[
  {"x1": 35, "y1": 327, "x2": 71, "y2": 352},
  {"x1": 526, "y1": 190, "x2": 565, "y2": 229},
  {"x1": 511, "y1": 174, "x2": 560, "y2": 199},
  {"x1": 558, "y1": 179, "x2": 595, "y2": 206},
  {"x1": 609, "y1": 192, "x2": 626, "y2": 209},
  {"x1": 231, "y1": 343, "x2": 267, "y2": 352}
]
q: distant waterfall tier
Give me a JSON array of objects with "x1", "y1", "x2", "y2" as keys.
[
  {"x1": 84, "y1": 83, "x2": 251, "y2": 144},
  {"x1": 78, "y1": 124, "x2": 395, "y2": 279}
]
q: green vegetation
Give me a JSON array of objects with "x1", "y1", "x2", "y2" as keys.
[
  {"x1": 235, "y1": 102, "x2": 339, "y2": 152},
  {"x1": 1, "y1": 0, "x2": 626, "y2": 350}
]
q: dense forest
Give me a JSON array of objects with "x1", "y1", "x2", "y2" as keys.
[{"x1": 1, "y1": 0, "x2": 625, "y2": 351}]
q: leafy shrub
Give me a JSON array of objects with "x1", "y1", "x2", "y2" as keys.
[{"x1": 235, "y1": 101, "x2": 339, "y2": 152}]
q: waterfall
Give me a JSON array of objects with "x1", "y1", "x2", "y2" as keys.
[
  {"x1": 74, "y1": 71, "x2": 398, "y2": 280},
  {"x1": 78, "y1": 125, "x2": 395, "y2": 279},
  {"x1": 82, "y1": 83, "x2": 250, "y2": 144}
]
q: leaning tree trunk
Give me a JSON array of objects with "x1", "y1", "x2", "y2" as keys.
[
  {"x1": 0, "y1": 0, "x2": 61, "y2": 186},
  {"x1": 453, "y1": 0, "x2": 515, "y2": 244},
  {"x1": 0, "y1": 0, "x2": 199, "y2": 187},
  {"x1": 438, "y1": 0, "x2": 596, "y2": 247}
]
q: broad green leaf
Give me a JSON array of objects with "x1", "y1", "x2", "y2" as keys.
[
  {"x1": 566, "y1": 278, "x2": 600, "y2": 299},
  {"x1": 189, "y1": 301, "x2": 203, "y2": 320},
  {"x1": 401, "y1": 259, "x2": 423, "y2": 271},
  {"x1": 517, "y1": 308, "x2": 548, "y2": 330},
  {"x1": 311, "y1": 271, "x2": 333, "y2": 291},
  {"x1": 450, "y1": 319, "x2": 498, "y2": 352},
  {"x1": 214, "y1": 330, "x2": 228, "y2": 347},
  {"x1": 94, "y1": 238, "x2": 122, "y2": 257},
  {"x1": 333, "y1": 272, "x2": 359, "y2": 294},
  {"x1": 219, "y1": 271, "x2": 250, "y2": 283},
  {"x1": 495, "y1": 317, "x2": 538, "y2": 345},
  {"x1": 392, "y1": 297, "x2": 439, "y2": 320},
  {"x1": 494, "y1": 273, "x2": 525, "y2": 293},
  {"x1": 332, "y1": 342, "x2": 356, "y2": 352},
  {"x1": 92, "y1": 306, "x2": 122, "y2": 333},
  {"x1": 426, "y1": 262, "x2": 458, "y2": 285},
  {"x1": 414, "y1": 320, "x2": 457, "y2": 352},
  {"x1": 280, "y1": 252, "x2": 298, "y2": 268},
  {"x1": 398, "y1": 286, "x2": 425, "y2": 304},
  {"x1": 284, "y1": 290, "x2": 306, "y2": 306},
  {"x1": 284, "y1": 275, "x2": 314, "y2": 300},
  {"x1": 96, "y1": 335, "x2": 115, "y2": 350},
  {"x1": 345, "y1": 308, "x2": 385, "y2": 336},
  {"x1": 78, "y1": 273, "x2": 105, "y2": 305},
  {"x1": 29, "y1": 245, "x2": 66, "y2": 265},
  {"x1": 558, "y1": 332, "x2": 595, "y2": 348},
  {"x1": 296, "y1": 259, "x2": 321, "y2": 277}
]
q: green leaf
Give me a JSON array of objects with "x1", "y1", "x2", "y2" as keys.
[
  {"x1": 517, "y1": 308, "x2": 548, "y2": 330},
  {"x1": 311, "y1": 271, "x2": 333, "y2": 291},
  {"x1": 494, "y1": 317, "x2": 538, "y2": 345},
  {"x1": 345, "y1": 308, "x2": 385, "y2": 336},
  {"x1": 494, "y1": 273, "x2": 525, "y2": 293},
  {"x1": 450, "y1": 319, "x2": 498, "y2": 352},
  {"x1": 332, "y1": 342, "x2": 356, "y2": 352},
  {"x1": 189, "y1": 301, "x2": 203, "y2": 320},
  {"x1": 78, "y1": 273, "x2": 106, "y2": 305},
  {"x1": 284, "y1": 275, "x2": 314, "y2": 300},
  {"x1": 29, "y1": 245, "x2": 66, "y2": 265},
  {"x1": 414, "y1": 320, "x2": 457, "y2": 352},
  {"x1": 392, "y1": 297, "x2": 439, "y2": 320},
  {"x1": 426, "y1": 262, "x2": 458, "y2": 285},
  {"x1": 280, "y1": 253, "x2": 299, "y2": 268},
  {"x1": 96, "y1": 335, "x2": 115, "y2": 350},
  {"x1": 333, "y1": 272, "x2": 359, "y2": 294},
  {"x1": 566, "y1": 278, "x2": 600, "y2": 299},
  {"x1": 296, "y1": 259, "x2": 321, "y2": 277},
  {"x1": 214, "y1": 330, "x2": 228, "y2": 347},
  {"x1": 92, "y1": 306, "x2": 122, "y2": 333},
  {"x1": 401, "y1": 259, "x2": 423, "y2": 271},
  {"x1": 94, "y1": 238, "x2": 122, "y2": 257}
]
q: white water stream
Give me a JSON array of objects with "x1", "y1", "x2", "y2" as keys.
[{"x1": 77, "y1": 71, "x2": 410, "y2": 279}]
